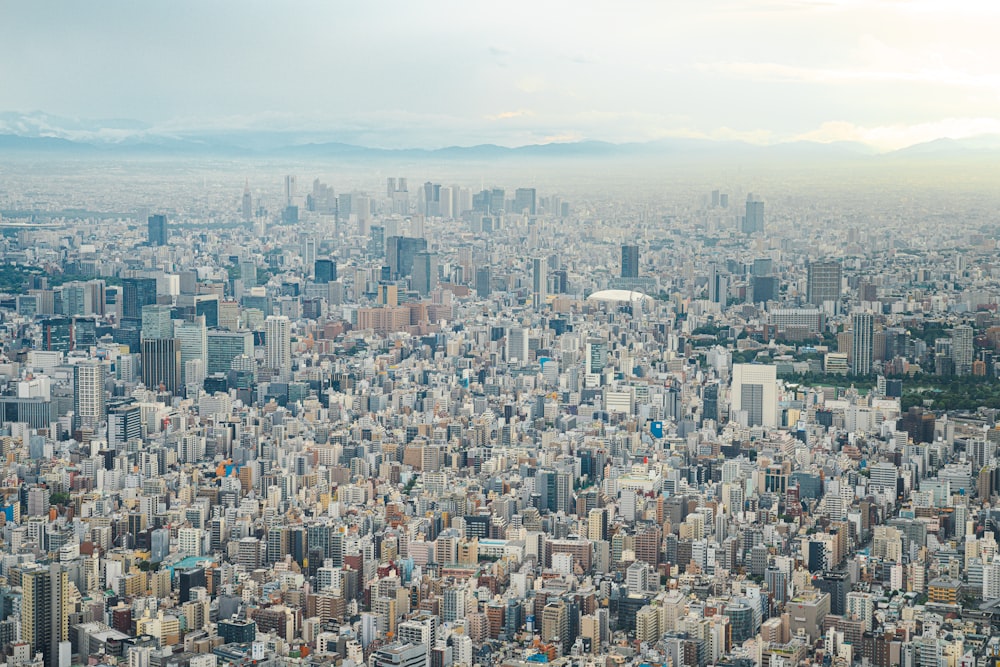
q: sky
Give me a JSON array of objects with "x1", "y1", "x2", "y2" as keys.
[{"x1": 1, "y1": 0, "x2": 999, "y2": 151}]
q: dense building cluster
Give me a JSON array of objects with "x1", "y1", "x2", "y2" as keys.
[{"x1": 1, "y1": 167, "x2": 1000, "y2": 667}]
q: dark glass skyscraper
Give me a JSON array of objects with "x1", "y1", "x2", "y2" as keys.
[
  {"x1": 314, "y1": 258, "x2": 336, "y2": 284},
  {"x1": 621, "y1": 245, "x2": 639, "y2": 278},
  {"x1": 122, "y1": 277, "x2": 158, "y2": 320},
  {"x1": 147, "y1": 214, "x2": 167, "y2": 246}
]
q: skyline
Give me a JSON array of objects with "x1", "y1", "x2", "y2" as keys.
[{"x1": 2, "y1": 1, "x2": 1000, "y2": 151}]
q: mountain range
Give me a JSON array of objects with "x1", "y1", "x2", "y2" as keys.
[{"x1": 2, "y1": 111, "x2": 999, "y2": 162}]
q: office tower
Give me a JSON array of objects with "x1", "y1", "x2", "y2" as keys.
[
  {"x1": 952, "y1": 324, "x2": 974, "y2": 376},
  {"x1": 387, "y1": 236, "x2": 428, "y2": 279},
  {"x1": 621, "y1": 245, "x2": 639, "y2": 279},
  {"x1": 806, "y1": 261, "x2": 842, "y2": 311},
  {"x1": 176, "y1": 316, "x2": 208, "y2": 387},
  {"x1": 514, "y1": 188, "x2": 537, "y2": 215},
  {"x1": 207, "y1": 330, "x2": 254, "y2": 375},
  {"x1": 731, "y1": 363, "x2": 778, "y2": 428},
  {"x1": 108, "y1": 403, "x2": 142, "y2": 450},
  {"x1": 541, "y1": 602, "x2": 569, "y2": 654},
  {"x1": 422, "y1": 182, "x2": 441, "y2": 216},
  {"x1": 851, "y1": 312, "x2": 874, "y2": 375},
  {"x1": 743, "y1": 194, "x2": 764, "y2": 234},
  {"x1": 74, "y1": 360, "x2": 106, "y2": 430},
  {"x1": 241, "y1": 180, "x2": 253, "y2": 221},
  {"x1": 411, "y1": 252, "x2": 438, "y2": 296},
  {"x1": 752, "y1": 275, "x2": 779, "y2": 303},
  {"x1": 21, "y1": 564, "x2": 71, "y2": 667},
  {"x1": 708, "y1": 263, "x2": 728, "y2": 304},
  {"x1": 507, "y1": 327, "x2": 529, "y2": 364},
  {"x1": 284, "y1": 175, "x2": 296, "y2": 207},
  {"x1": 141, "y1": 304, "x2": 174, "y2": 340},
  {"x1": 41, "y1": 317, "x2": 73, "y2": 352},
  {"x1": 532, "y1": 257, "x2": 547, "y2": 310},
  {"x1": 301, "y1": 237, "x2": 317, "y2": 271},
  {"x1": 122, "y1": 278, "x2": 158, "y2": 320},
  {"x1": 265, "y1": 315, "x2": 292, "y2": 381},
  {"x1": 314, "y1": 258, "x2": 336, "y2": 284},
  {"x1": 141, "y1": 338, "x2": 181, "y2": 394},
  {"x1": 475, "y1": 267, "x2": 491, "y2": 299},
  {"x1": 147, "y1": 214, "x2": 167, "y2": 246}
]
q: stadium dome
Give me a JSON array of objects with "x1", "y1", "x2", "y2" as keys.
[{"x1": 586, "y1": 289, "x2": 654, "y2": 306}]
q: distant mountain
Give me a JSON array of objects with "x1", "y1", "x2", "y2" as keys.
[
  {"x1": 0, "y1": 109, "x2": 988, "y2": 162},
  {"x1": 888, "y1": 134, "x2": 1000, "y2": 156}
]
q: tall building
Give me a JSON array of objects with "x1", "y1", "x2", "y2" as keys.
[
  {"x1": 141, "y1": 304, "x2": 174, "y2": 340},
  {"x1": 141, "y1": 337, "x2": 181, "y2": 394},
  {"x1": 122, "y1": 278, "x2": 158, "y2": 321},
  {"x1": 387, "y1": 236, "x2": 428, "y2": 279},
  {"x1": 742, "y1": 194, "x2": 764, "y2": 234},
  {"x1": 731, "y1": 364, "x2": 778, "y2": 428},
  {"x1": 283, "y1": 175, "x2": 296, "y2": 207},
  {"x1": 952, "y1": 324, "x2": 974, "y2": 376},
  {"x1": 176, "y1": 316, "x2": 208, "y2": 387},
  {"x1": 475, "y1": 266, "x2": 491, "y2": 299},
  {"x1": 314, "y1": 258, "x2": 336, "y2": 284},
  {"x1": 207, "y1": 330, "x2": 254, "y2": 375},
  {"x1": 513, "y1": 188, "x2": 537, "y2": 215},
  {"x1": 241, "y1": 180, "x2": 253, "y2": 222},
  {"x1": 411, "y1": 252, "x2": 438, "y2": 296},
  {"x1": 851, "y1": 312, "x2": 874, "y2": 375},
  {"x1": 21, "y1": 564, "x2": 71, "y2": 667},
  {"x1": 541, "y1": 601, "x2": 569, "y2": 655},
  {"x1": 806, "y1": 261, "x2": 842, "y2": 311},
  {"x1": 265, "y1": 316, "x2": 292, "y2": 381},
  {"x1": 532, "y1": 257, "x2": 547, "y2": 310},
  {"x1": 108, "y1": 403, "x2": 142, "y2": 450},
  {"x1": 73, "y1": 360, "x2": 106, "y2": 430},
  {"x1": 621, "y1": 245, "x2": 639, "y2": 279},
  {"x1": 147, "y1": 214, "x2": 167, "y2": 246}
]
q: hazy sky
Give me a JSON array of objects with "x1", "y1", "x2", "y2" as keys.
[{"x1": 1, "y1": 0, "x2": 998, "y2": 150}]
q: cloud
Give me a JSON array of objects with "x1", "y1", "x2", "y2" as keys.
[
  {"x1": 792, "y1": 118, "x2": 1000, "y2": 150},
  {"x1": 485, "y1": 110, "x2": 535, "y2": 121},
  {"x1": 697, "y1": 61, "x2": 1000, "y2": 89}
]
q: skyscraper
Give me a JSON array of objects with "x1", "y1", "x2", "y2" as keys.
[
  {"x1": 241, "y1": 179, "x2": 253, "y2": 222},
  {"x1": 621, "y1": 245, "x2": 639, "y2": 279},
  {"x1": 21, "y1": 563, "x2": 71, "y2": 667},
  {"x1": 475, "y1": 266, "x2": 491, "y2": 299},
  {"x1": 265, "y1": 315, "x2": 292, "y2": 381},
  {"x1": 74, "y1": 360, "x2": 106, "y2": 430},
  {"x1": 411, "y1": 252, "x2": 438, "y2": 296},
  {"x1": 147, "y1": 214, "x2": 167, "y2": 246},
  {"x1": 514, "y1": 188, "x2": 537, "y2": 215},
  {"x1": 176, "y1": 316, "x2": 208, "y2": 387},
  {"x1": 532, "y1": 257, "x2": 547, "y2": 310},
  {"x1": 314, "y1": 258, "x2": 336, "y2": 284},
  {"x1": 806, "y1": 261, "x2": 842, "y2": 311},
  {"x1": 141, "y1": 304, "x2": 174, "y2": 340},
  {"x1": 952, "y1": 324, "x2": 974, "y2": 376},
  {"x1": 851, "y1": 312, "x2": 874, "y2": 375},
  {"x1": 742, "y1": 194, "x2": 764, "y2": 234},
  {"x1": 122, "y1": 278, "x2": 158, "y2": 321},
  {"x1": 387, "y1": 236, "x2": 428, "y2": 279},
  {"x1": 141, "y1": 337, "x2": 181, "y2": 394},
  {"x1": 731, "y1": 364, "x2": 778, "y2": 428}
]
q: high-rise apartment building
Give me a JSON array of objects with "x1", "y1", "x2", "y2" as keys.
[
  {"x1": 21, "y1": 564, "x2": 71, "y2": 667},
  {"x1": 532, "y1": 257, "x2": 547, "y2": 310},
  {"x1": 73, "y1": 360, "x2": 106, "y2": 430},
  {"x1": 265, "y1": 316, "x2": 292, "y2": 381},
  {"x1": 851, "y1": 312, "x2": 874, "y2": 375},
  {"x1": 952, "y1": 324, "x2": 974, "y2": 376}
]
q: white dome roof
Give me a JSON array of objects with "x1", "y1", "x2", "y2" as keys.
[{"x1": 587, "y1": 289, "x2": 653, "y2": 305}]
